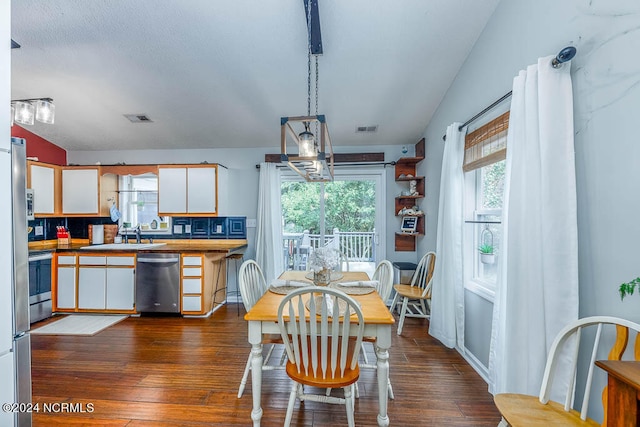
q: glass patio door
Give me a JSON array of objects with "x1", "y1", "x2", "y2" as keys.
[{"x1": 281, "y1": 168, "x2": 385, "y2": 276}]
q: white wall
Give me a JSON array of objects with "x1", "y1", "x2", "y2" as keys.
[
  {"x1": 420, "y1": 0, "x2": 640, "y2": 421},
  {"x1": 69, "y1": 143, "x2": 418, "y2": 264}
]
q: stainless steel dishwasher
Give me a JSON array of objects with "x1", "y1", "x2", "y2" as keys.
[{"x1": 136, "y1": 253, "x2": 180, "y2": 313}]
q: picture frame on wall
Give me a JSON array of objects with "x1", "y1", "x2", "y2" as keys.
[{"x1": 400, "y1": 216, "x2": 418, "y2": 233}]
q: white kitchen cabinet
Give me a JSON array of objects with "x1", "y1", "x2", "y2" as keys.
[
  {"x1": 182, "y1": 295, "x2": 202, "y2": 312},
  {"x1": 158, "y1": 165, "x2": 218, "y2": 215},
  {"x1": 75, "y1": 255, "x2": 135, "y2": 312},
  {"x1": 78, "y1": 267, "x2": 106, "y2": 309},
  {"x1": 106, "y1": 268, "x2": 135, "y2": 310},
  {"x1": 187, "y1": 167, "x2": 216, "y2": 213},
  {"x1": 181, "y1": 255, "x2": 205, "y2": 314},
  {"x1": 28, "y1": 163, "x2": 57, "y2": 215},
  {"x1": 56, "y1": 266, "x2": 77, "y2": 309},
  {"x1": 158, "y1": 167, "x2": 187, "y2": 213},
  {"x1": 62, "y1": 168, "x2": 99, "y2": 214}
]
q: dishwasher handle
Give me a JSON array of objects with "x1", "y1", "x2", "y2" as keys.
[{"x1": 137, "y1": 257, "x2": 180, "y2": 263}]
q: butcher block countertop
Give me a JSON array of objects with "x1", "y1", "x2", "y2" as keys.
[{"x1": 28, "y1": 239, "x2": 248, "y2": 254}]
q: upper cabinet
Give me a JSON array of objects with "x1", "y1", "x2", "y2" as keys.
[
  {"x1": 62, "y1": 167, "x2": 117, "y2": 216},
  {"x1": 27, "y1": 161, "x2": 60, "y2": 216},
  {"x1": 62, "y1": 168, "x2": 99, "y2": 215},
  {"x1": 158, "y1": 165, "x2": 218, "y2": 216}
]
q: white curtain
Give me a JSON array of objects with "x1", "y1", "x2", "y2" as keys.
[
  {"x1": 255, "y1": 163, "x2": 284, "y2": 283},
  {"x1": 488, "y1": 56, "x2": 578, "y2": 399},
  {"x1": 429, "y1": 123, "x2": 465, "y2": 350}
]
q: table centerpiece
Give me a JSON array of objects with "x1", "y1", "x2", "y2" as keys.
[{"x1": 308, "y1": 247, "x2": 340, "y2": 286}]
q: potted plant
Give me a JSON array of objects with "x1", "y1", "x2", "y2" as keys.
[
  {"x1": 618, "y1": 277, "x2": 640, "y2": 300},
  {"x1": 478, "y1": 244, "x2": 495, "y2": 264}
]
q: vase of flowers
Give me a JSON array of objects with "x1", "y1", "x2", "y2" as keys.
[{"x1": 308, "y1": 247, "x2": 340, "y2": 286}]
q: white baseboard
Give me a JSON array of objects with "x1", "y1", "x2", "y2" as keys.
[{"x1": 456, "y1": 345, "x2": 492, "y2": 387}]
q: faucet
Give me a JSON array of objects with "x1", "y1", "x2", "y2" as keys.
[{"x1": 135, "y1": 225, "x2": 142, "y2": 243}]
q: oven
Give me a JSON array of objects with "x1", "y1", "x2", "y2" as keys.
[{"x1": 28, "y1": 251, "x2": 53, "y2": 323}]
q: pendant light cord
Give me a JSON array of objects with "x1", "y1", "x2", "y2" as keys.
[{"x1": 305, "y1": 1, "x2": 313, "y2": 131}]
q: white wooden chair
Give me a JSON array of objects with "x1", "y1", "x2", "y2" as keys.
[
  {"x1": 237, "y1": 260, "x2": 284, "y2": 398},
  {"x1": 360, "y1": 260, "x2": 395, "y2": 399},
  {"x1": 277, "y1": 287, "x2": 365, "y2": 427},
  {"x1": 390, "y1": 251, "x2": 436, "y2": 335},
  {"x1": 494, "y1": 316, "x2": 640, "y2": 426},
  {"x1": 336, "y1": 252, "x2": 350, "y2": 272}
]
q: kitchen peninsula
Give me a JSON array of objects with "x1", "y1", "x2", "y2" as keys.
[{"x1": 29, "y1": 239, "x2": 247, "y2": 317}]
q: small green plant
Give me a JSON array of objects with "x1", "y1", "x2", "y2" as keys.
[
  {"x1": 619, "y1": 277, "x2": 640, "y2": 300},
  {"x1": 478, "y1": 244, "x2": 494, "y2": 254}
]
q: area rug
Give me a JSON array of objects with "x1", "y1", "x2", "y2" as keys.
[{"x1": 31, "y1": 315, "x2": 128, "y2": 336}]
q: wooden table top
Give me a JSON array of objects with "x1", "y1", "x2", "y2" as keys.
[
  {"x1": 595, "y1": 360, "x2": 640, "y2": 390},
  {"x1": 245, "y1": 271, "x2": 395, "y2": 325}
]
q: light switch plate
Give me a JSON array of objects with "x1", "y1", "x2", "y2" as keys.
[
  {"x1": 247, "y1": 219, "x2": 257, "y2": 228},
  {"x1": 173, "y1": 225, "x2": 183, "y2": 234},
  {"x1": 185, "y1": 225, "x2": 191, "y2": 234}
]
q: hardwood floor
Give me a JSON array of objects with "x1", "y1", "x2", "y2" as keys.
[{"x1": 30, "y1": 306, "x2": 501, "y2": 426}]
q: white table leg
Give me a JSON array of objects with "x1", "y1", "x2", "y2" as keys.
[
  {"x1": 248, "y1": 321, "x2": 263, "y2": 426},
  {"x1": 375, "y1": 325, "x2": 391, "y2": 427}
]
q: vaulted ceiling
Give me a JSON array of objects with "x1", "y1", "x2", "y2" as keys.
[{"x1": 11, "y1": 1, "x2": 500, "y2": 151}]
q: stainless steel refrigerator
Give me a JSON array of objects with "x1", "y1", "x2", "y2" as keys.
[{"x1": 2, "y1": 137, "x2": 32, "y2": 427}]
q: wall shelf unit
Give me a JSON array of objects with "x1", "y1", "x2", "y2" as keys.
[{"x1": 394, "y1": 138, "x2": 425, "y2": 252}]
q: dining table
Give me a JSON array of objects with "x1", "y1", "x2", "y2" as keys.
[{"x1": 244, "y1": 270, "x2": 395, "y2": 427}]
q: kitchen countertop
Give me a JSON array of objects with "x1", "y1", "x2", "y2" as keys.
[{"x1": 29, "y1": 239, "x2": 248, "y2": 255}]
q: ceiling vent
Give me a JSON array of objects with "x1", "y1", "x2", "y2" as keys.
[
  {"x1": 356, "y1": 125, "x2": 378, "y2": 133},
  {"x1": 124, "y1": 114, "x2": 154, "y2": 123}
]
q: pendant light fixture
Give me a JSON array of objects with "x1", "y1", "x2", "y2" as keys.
[
  {"x1": 10, "y1": 97, "x2": 56, "y2": 126},
  {"x1": 280, "y1": 0, "x2": 334, "y2": 182}
]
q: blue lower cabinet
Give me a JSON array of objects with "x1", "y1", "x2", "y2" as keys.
[{"x1": 227, "y1": 217, "x2": 246, "y2": 239}]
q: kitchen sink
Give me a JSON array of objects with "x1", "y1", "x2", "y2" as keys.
[{"x1": 80, "y1": 243, "x2": 167, "y2": 250}]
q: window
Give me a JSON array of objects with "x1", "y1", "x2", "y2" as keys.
[
  {"x1": 464, "y1": 111, "x2": 508, "y2": 296},
  {"x1": 280, "y1": 168, "x2": 385, "y2": 276},
  {"x1": 471, "y1": 160, "x2": 505, "y2": 286},
  {"x1": 118, "y1": 174, "x2": 171, "y2": 233}
]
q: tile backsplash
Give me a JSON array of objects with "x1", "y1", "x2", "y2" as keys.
[{"x1": 28, "y1": 216, "x2": 246, "y2": 241}]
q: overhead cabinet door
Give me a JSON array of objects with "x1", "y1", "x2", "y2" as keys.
[
  {"x1": 187, "y1": 167, "x2": 216, "y2": 213},
  {"x1": 29, "y1": 164, "x2": 56, "y2": 214},
  {"x1": 62, "y1": 168, "x2": 99, "y2": 214},
  {"x1": 158, "y1": 167, "x2": 187, "y2": 214}
]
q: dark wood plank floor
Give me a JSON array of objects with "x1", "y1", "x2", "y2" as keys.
[{"x1": 30, "y1": 305, "x2": 501, "y2": 426}]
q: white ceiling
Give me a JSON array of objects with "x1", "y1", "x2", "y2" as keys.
[{"x1": 11, "y1": 0, "x2": 500, "y2": 152}]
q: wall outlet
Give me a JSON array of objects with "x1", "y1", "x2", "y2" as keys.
[
  {"x1": 247, "y1": 218, "x2": 257, "y2": 228},
  {"x1": 185, "y1": 224, "x2": 191, "y2": 234}
]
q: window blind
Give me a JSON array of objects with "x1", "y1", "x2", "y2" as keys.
[{"x1": 463, "y1": 111, "x2": 509, "y2": 172}]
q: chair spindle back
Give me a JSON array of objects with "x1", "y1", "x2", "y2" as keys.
[{"x1": 277, "y1": 287, "x2": 364, "y2": 380}]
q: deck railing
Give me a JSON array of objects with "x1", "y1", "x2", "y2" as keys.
[{"x1": 283, "y1": 230, "x2": 376, "y2": 270}]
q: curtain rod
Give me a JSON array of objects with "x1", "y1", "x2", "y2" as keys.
[
  {"x1": 442, "y1": 46, "x2": 577, "y2": 141},
  {"x1": 256, "y1": 161, "x2": 395, "y2": 169}
]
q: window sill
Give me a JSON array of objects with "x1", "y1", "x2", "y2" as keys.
[{"x1": 464, "y1": 280, "x2": 495, "y2": 303}]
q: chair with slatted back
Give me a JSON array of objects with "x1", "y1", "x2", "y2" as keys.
[
  {"x1": 336, "y1": 252, "x2": 350, "y2": 272},
  {"x1": 277, "y1": 287, "x2": 365, "y2": 427},
  {"x1": 360, "y1": 260, "x2": 395, "y2": 399},
  {"x1": 494, "y1": 316, "x2": 640, "y2": 426},
  {"x1": 237, "y1": 260, "x2": 284, "y2": 398},
  {"x1": 390, "y1": 251, "x2": 436, "y2": 335}
]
